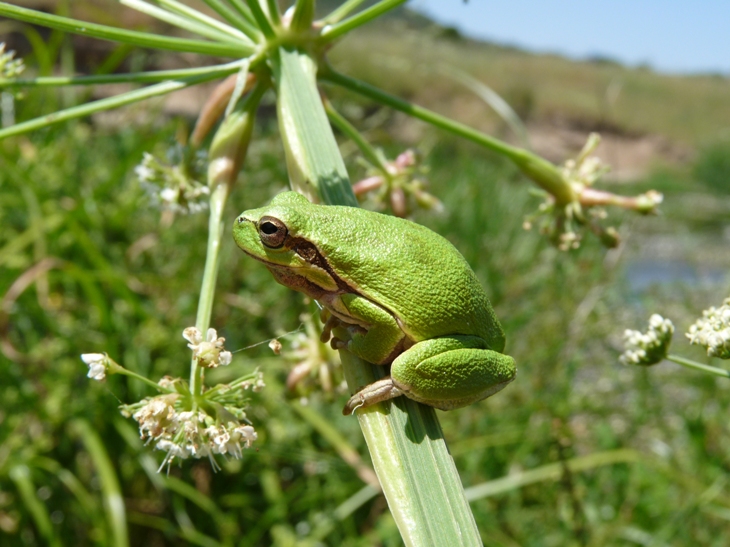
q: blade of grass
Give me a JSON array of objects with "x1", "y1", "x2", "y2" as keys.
[
  {"x1": 272, "y1": 44, "x2": 483, "y2": 546},
  {"x1": 440, "y1": 65, "x2": 532, "y2": 150},
  {"x1": 0, "y1": 2, "x2": 253, "y2": 57},
  {"x1": 320, "y1": 0, "x2": 408, "y2": 42},
  {"x1": 0, "y1": 71, "x2": 228, "y2": 140},
  {"x1": 9, "y1": 465, "x2": 61, "y2": 547},
  {"x1": 71, "y1": 419, "x2": 129, "y2": 547},
  {"x1": 464, "y1": 449, "x2": 641, "y2": 501},
  {"x1": 120, "y1": 0, "x2": 248, "y2": 43}
]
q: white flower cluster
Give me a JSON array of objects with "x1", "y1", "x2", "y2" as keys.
[
  {"x1": 561, "y1": 133, "x2": 610, "y2": 188},
  {"x1": 0, "y1": 43, "x2": 25, "y2": 78},
  {"x1": 686, "y1": 297, "x2": 730, "y2": 359},
  {"x1": 135, "y1": 151, "x2": 209, "y2": 214},
  {"x1": 81, "y1": 353, "x2": 109, "y2": 380},
  {"x1": 133, "y1": 396, "x2": 257, "y2": 471},
  {"x1": 183, "y1": 327, "x2": 232, "y2": 368},
  {"x1": 620, "y1": 314, "x2": 674, "y2": 366}
]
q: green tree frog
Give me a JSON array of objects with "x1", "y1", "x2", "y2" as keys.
[{"x1": 233, "y1": 192, "x2": 516, "y2": 415}]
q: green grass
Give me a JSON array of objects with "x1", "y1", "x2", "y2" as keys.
[{"x1": 1, "y1": 107, "x2": 729, "y2": 544}]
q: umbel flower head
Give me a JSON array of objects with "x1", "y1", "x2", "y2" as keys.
[
  {"x1": 686, "y1": 297, "x2": 730, "y2": 359},
  {"x1": 135, "y1": 147, "x2": 209, "y2": 214},
  {"x1": 620, "y1": 314, "x2": 675, "y2": 366},
  {"x1": 183, "y1": 327, "x2": 232, "y2": 368}
]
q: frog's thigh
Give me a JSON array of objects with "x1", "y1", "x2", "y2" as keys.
[
  {"x1": 338, "y1": 293, "x2": 405, "y2": 365},
  {"x1": 391, "y1": 335, "x2": 516, "y2": 410}
]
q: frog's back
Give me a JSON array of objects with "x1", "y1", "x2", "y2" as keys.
[{"x1": 301, "y1": 202, "x2": 506, "y2": 352}]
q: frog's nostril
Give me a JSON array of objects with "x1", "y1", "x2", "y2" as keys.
[{"x1": 238, "y1": 216, "x2": 244, "y2": 223}]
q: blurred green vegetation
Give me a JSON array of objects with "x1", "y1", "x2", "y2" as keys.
[
  {"x1": 2, "y1": 7, "x2": 730, "y2": 546},
  {"x1": 2, "y1": 105, "x2": 730, "y2": 545}
]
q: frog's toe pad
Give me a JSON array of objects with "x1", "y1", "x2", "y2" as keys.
[{"x1": 342, "y1": 376, "x2": 404, "y2": 415}]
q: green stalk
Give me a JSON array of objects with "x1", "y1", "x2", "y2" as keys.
[
  {"x1": 71, "y1": 419, "x2": 129, "y2": 547},
  {"x1": 156, "y1": 0, "x2": 255, "y2": 41},
  {"x1": 0, "y1": 2, "x2": 253, "y2": 58},
  {"x1": 200, "y1": 0, "x2": 260, "y2": 38},
  {"x1": 272, "y1": 45, "x2": 482, "y2": 546},
  {"x1": 121, "y1": 0, "x2": 249, "y2": 43},
  {"x1": 224, "y1": 0, "x2": 259, "y2": 28},
  {"x1": 289, "y1": 0, "x2": 314, "y2": 32},
  {"x1": 667, "y1": 354, "x2": 730, "y2": 378},
  {"x1": 9, "y1": 465, "x2": 61, "y2": 547},
  {"x1": 189, "y1": 84, "x2": 264, "y2": 397},
  {"x1": 0, "y1": 72, "x2": 226, "y2": 140},
  {"x1": 120, "y1": 0, "x2": 238, "y2": 42},
  {"x1": 321, "y1": 68, "x2": 576, "y2": 204},
  {"x1": 321, "y1": 0, "x2": 371, "y2": 25},
  {"x1": 320, "y1": 0, "x2": 408, "y2": 42},
  {"x1": 245, "y1": 0, "x2": 276, "y2": 40},
  {"x1": 0, "y1": 61, "x2": 245, "y2": 87}
]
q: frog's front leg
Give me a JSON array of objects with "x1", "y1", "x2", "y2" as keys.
[
  {"x1": 326, "y1": 293, "x2": 408, "y2": 365},
  {"x1": 343, "y1": 335, "x2": 516, "y2": 415}
]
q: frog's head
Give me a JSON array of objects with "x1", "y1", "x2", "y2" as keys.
[{"x1": 233, "y1": 192, "x2": 340, "y2": 293}]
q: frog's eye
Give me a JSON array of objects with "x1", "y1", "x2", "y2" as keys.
[{"x1": 258, "y1": 216, "x2": 288, "y2": 248}]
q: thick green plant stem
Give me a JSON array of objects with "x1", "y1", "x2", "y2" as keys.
[
  {"x1": 321, "y1": 67, "x2": 576, "y2": 204},
  {"x1": 272, "y1": 45, "x2": 482, "y2": 546}
]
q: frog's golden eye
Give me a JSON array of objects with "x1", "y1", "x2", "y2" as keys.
[{"x1": 258, "y1": 216, "x2": 287, "y2": 248}]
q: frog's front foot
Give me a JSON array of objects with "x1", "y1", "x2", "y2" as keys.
[{"x1": 342, "y1": 376, "x2": 404, "y2": 415}]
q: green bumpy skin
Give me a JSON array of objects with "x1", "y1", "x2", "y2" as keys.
[{"x1": 233, "y1": 191, "x2": 516, "y2": 414}]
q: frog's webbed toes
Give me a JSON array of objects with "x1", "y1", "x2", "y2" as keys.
[
  {"x1": 342, "y1": 376, "x2": 404, "y2": 415},
  {"x1": 319, "y1": 313, "x2": 341, "y2": 343}
]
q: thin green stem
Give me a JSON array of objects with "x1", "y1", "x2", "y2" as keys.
[
  {"x1": 0, "y1": 72, "x2": 225, "y2": 140},
  {"x1": 114, "y1": 366, "x2": 176, "y2": 393},
  {"x1": 265, "y1": 0, "x2": 282, "y2": 28},
  {"x1": 320, "y1": 0, "x2": 408, "y2": 42},
  {"x1": 245, "y1": 0, "x2": 276, "y2": 39},
  {"x1": 321, "y1": 67, "x2": 575, "y2": 203},
  {"x1": 321, "y1": 0, "x2": 370, "y2": 25},
  {"x1": 190, "y1": 183, "x2": 229, "y2": 397},
  {"x1": 0, "y1": 61, "x2": 244, "y2": 87},
  {"x1": 200, "y1": 0, "x2": 261, "y2": 39},
  {"x1": 0, "y1": 2, "x2": 253, "y2": 57},
  {"x1": 667, "y1": 354, "x2": 730, "y2": 378},
  {"x1": 120, "y1": 0, "x2": 247, "y2": 43},
  {"x1": 325, "y1": 99, "x2": 387, "y2": 171},
  {"x1": 224, "y1": 0, "x2": 259, "y2": 28},
  {"x1": 158, "y1": 0, "x2": 253, "y2": 42},
  {"x1": 189, "y1": 85, "x2": 264, "y2": 397}
]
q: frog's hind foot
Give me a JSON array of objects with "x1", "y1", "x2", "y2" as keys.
[{"x1": 342, "y1": 376, "x2": 404, "y2": 415}]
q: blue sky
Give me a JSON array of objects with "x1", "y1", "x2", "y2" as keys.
[{"x1": 409, "y1": 0, "x2": 730, "y2": 75}]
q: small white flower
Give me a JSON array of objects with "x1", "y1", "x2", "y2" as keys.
[
  {"x1": 620, "y1": 314, "x2": 674, "y2": 366},
  {"x1": 183, "y1": 327, "x2": 232, "y2": 368},
  {"x1": 81, "y1": 353, "x2": 108, "y2": 381},
  {"x1": 686, "y1": 297, "x2": 730, "y2": 359},
  {"x1": 0, "y1": 43, "x2": 25, "y2": 78}
]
